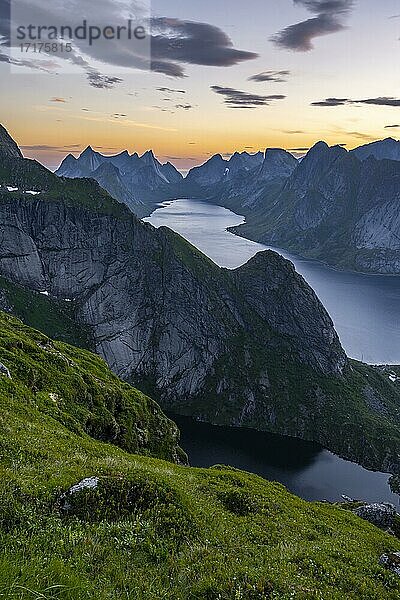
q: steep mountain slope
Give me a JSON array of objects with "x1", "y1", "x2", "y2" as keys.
[
  {"x1": 218, "y1": 148, "x2": 298, "y2": 214},
  {"x1": 0, "y1": 124, "x2": 23, "y2": 158},
  {"x1": 0, "y1": 126, "x2": 400, "y2": 473},
  {"x1": 234, "y1": 141, "x2": 400, "y2": 274},
  {"x1": 56, "y1": 146, "x2": 183, "y2": 217},
  {"x1": 0, "y1": 311, "x2": 184, "y2": 462},
  {"x1": 352, "y1": 138, "x2": 400, "y2": 162},
  {"x1": 1, "y1": 316, "x2": 399, "y2": 598},
  {"x1": 184, "y1": 151, "x2": 264, "y2": 196}
]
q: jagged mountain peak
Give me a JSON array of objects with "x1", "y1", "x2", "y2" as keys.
[
  {"x1": 81, "y1": 145, "x2": 96, "y2": 155},
  {"x1": 259, "y1": 148, "x2": 298, "y2": 181},
  {"x1": 303, "y1": 141, "x2": 347, "y2": 163},
  {"x1": 208, "y1": 153, "x2": 226, "y2": 164},
  {"x1": 0, "y1": 124, "x2": 23, "y2": 159},
  {"x1": 352, "y1": 137, "x2": 400, "y2": 162}
]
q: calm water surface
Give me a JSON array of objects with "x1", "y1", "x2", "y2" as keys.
[
  {"x1": 146, "y1": 199, "x2": 400, "y2": 502},
  {"x1": 146, "y1": 198, "x2": 400, "y2": 364},
  {"x1": 172, "y1": 415, "x2": 398, "y2": 504}
]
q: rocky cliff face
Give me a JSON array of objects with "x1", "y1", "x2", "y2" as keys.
[
  {"x1": 217, "y1": 148, "x2": 298, "y2": 214},
  {"x1": 0, "y1": 127, "x2": 399, "y2": 473},
  {"x1": 184, "y1": 151, "x2": 264, "y2": 193},
  {"x1": 0, "y1": 124, "x2": 23, "y2": 158},
  {"x1": 234, "y1": 142, "x2": 400, "y2": 274}
]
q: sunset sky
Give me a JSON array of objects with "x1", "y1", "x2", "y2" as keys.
[{"x1": 1, "y1": 0, "x2": 399, "y2": 171}]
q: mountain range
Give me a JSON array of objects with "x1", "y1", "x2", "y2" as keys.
[
  {"x1": 57, "y1": 145, "x2": 183, "y2": 217},
  {"x1": 0, "y1": 124, "x2": 400, "y2": 474},
  {"x1": 229, "y1": 139, "x2": 400, "y2": 274},
  {"x1": 179, "y1": 137, "x2": 400, "y2": 275},
  {"x1": 57, "y1": 134, "x2": 400, "y2": 274}
]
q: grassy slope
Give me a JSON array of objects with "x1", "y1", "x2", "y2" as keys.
[
  {"x1": 0, "y1": 312, "x2": 184, "y2": 464},
  {"x1": 0, "y1": 314, "x2": 400, "y2": 599},
  {"x1": 0, "y1": 276, "x2": 94, "y2": 351}
]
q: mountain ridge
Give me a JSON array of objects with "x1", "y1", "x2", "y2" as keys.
[
  {"x1": 0, "y1": 125, "x2": 399, "y2": 473},
  {"x1": 56, "y1": 145, "x2": 183, "y2": 216}
]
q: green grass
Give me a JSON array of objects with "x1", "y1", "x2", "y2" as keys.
[
  {"x1": 0, "y1": 312, "x2": 399, "y2": 599},
  {"x1": 0, "y1": 277, "x2": 93, "y2": 350},
  {"x1": 0, "y1": 154, "x2": 131, "y2": 218},
  {"x1": 0, "y1": 312, "x2": 183, "y2": 463}
]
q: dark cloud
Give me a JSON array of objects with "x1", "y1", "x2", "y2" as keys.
[
  {"x1": 2, "y1": 3, "x2": 257, "y2": 85},
  {"x1": 289, "y1": 147, "x2": 310, "y2": 151},
  {"x1": 357, "y1": 97, "x2": 400, "y2": 107},
  {"x1": 312, "y1": 96, "x2": 400, "y2": 107},
  {"x1": 175, "y1": 104, "x2": 193, "y2": 110},
  {"x1": 157, "y1": 87, "x2": 186, "y2": 94},
  {"x1": 86, "y1": 72, "x2": 122, "y2": 89},
  {"x1": 50, "y1": 97, "x2": 67, "y2": 103},
  {"x1": 272, "y1": 0, "x2": 354, "y2": 52},
  {"x1": 283, "y1": 129, "x2": 306, "y2": 134},
  {"x1": 385, "y1": 124, "x2": 400, "y2": 128},
  {"x1": 248, "y1": 70, "x2": 290, "y2": 82},
  {"x1": 0, "y1": 0, "x2": 10, "y2": 39},
  {"x1": 211, "y1": 86, "x2": 286, "y2": 108},
  {"x1": 311, "y1": 97, "x2": 349, "y2": 106},
  {"x1": 151, "y1": 18, "x2": 258, "y2": 77},
  {"x1": 151, "y1": 59, "x2": 185, "y2": 78},
  {"x1": 294, "y1": 1, "x2": 353, "y2": 14}
]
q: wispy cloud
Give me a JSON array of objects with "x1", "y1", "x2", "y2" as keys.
[
  {"x1": 385, "y1": 124, "x2": 400, "y2": 128},
  {"x1": 346, "y1": 131, "x2": 376, "y2": 140},
  {"x1": 248, "y1": 70, "x2": 290, "y2": 82},
  {"x1": 211, "y1": 86, "x2": 285, "y2": 108},
  {"x1": 75, "y1": 113, "x2": 178, "y2": 132},
  {"x1": 312, "y1": 96, "x2": 400, "y2": 107},
  {"x1": 20, "y1": 144, "x2": 82, "y2": 153},
  {"x1": 271, "y1": 0, "x2": 354, "y2": 52},
  {"x1": 157, "y1": 87, "x2": 186, "y2": 94}
]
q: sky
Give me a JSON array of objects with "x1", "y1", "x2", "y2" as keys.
[{"x1": 0, "y1": 0, "x2": 399, "y2": 170}]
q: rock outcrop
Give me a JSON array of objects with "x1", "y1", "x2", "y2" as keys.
[
  {"x1": 0, "y1": 362, "x2": 11, "y2": 378},
  {"x1": 354, "y1": 503, "x2": 397, "y2": 530},
  {"x1": 380, "y1": 552, "x2": 400, "y2": 577}
]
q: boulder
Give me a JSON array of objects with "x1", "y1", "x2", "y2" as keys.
[
  {"x1": 354, "y1": 503, "x2": 397, "y2": 529},
  {"x1": 379, "y1": 552, "x2": 400, "y2": 577},
  {"x1": 0, "y1": 362, "x2": 11, "y2": 379},
  {"x1": 59, "y1": 477, "x2": 99, "y2": 511}
]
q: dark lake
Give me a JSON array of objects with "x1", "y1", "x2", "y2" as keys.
[{"x1": 171, "y1": 414, "x2": 398, "y2": 504}]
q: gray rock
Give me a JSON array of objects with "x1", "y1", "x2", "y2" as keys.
[
  {"x1": 379, "y1": 552, "x2": 400, "y2": 577},
  {"x1": 0, "y1": 362, "x2": 11, "y2": 379},
  {"x1": 354, "y1": 503, "x2": 397, "y2": 529},
  {"x1": 60, "y1": 477, "x2": 99, "y2": 511}
]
